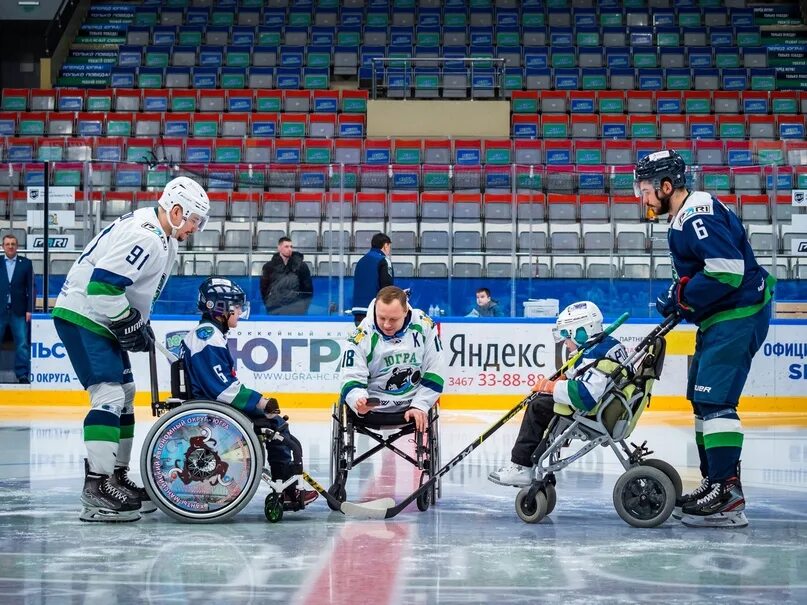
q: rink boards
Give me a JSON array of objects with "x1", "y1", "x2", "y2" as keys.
[{"x1": 4, "y1": 316, "x2": 806, "y2": 411}]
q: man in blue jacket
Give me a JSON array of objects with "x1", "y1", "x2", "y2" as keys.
[
  {"x1": 351, "y1": 233, "x2": 393, "y2": 325},
  {"x1": 1, "y1": 234, "x2": 34, "y2": 383},
  {"x1": 635, "y1": 150, "x2": 775, "y2": 529}
]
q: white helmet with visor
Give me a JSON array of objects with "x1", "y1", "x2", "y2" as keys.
[
  {"x1": 553, "y1": 301, "x2": 604, "y2": 346},
  {"x1": 158, "y1": 176, "x2": 210, "y2": 237}
]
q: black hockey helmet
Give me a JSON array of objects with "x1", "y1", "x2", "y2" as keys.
[
  {"x1": 633, "y1": 149, "x2": 687, "y2": 197},
  {"x1": 198, "y1": 276, "x2": 249, "y2": 320}
]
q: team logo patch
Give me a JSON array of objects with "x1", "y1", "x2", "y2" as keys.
[
  {"x1": 141, "y1": 221, "x2": 168, "y2": 250},
  {"x1": 349, "y1": 328, "x2": 366, "y2": 345},
  {"x1": 675, "y1": 204, "x2": 713, "y2": 228},
  {"x1": 196, "y1": 326, "x2": 215, "y2": 341}
]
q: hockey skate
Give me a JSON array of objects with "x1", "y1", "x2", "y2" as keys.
[
  {"x1": 113, "y1": 465, "x2": 157, "y2": 513},
  {"x1": 488, "y1": 462, "x2": 533, "y2": 487},
  {"x1": 680, "y1": 476, "x2": 748, "y2": 528},
  {"x1": 672, "y1": 476, "x2": 711, "y2": 520},
  {"x1": 80, "y1": 460, "x2": 141, "y2": 523}
]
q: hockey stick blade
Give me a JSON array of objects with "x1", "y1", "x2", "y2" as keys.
[
  {"x1": 301, "y1": 472, "x2": 394, "y2": 514},
  {"x1": 340, "y1": 311, "x2": 632, "y2": 520},
  {"x1": 340, "y1": 501, "x2": 391, "y2": 519}
]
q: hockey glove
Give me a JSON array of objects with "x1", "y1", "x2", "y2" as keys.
[
  {"x1": 532, "y1": 377, "x2": 556, "y2": 395},
  {"x1": 109, "y1": 308, "x2": 154, "y2": 352},
  {"x1": 655, "y1": 276, "x2": 693, "y2": 318},
  {"x1": 263, "y1": 397, "x2": 281, "y2": 415}
]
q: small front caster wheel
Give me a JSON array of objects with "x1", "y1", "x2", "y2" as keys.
[{"x1": 264, "y1": 493, "x2": 284, "y2": 523}]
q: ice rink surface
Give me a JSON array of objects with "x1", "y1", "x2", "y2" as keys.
[{"x1": 1, "y1": 406, "x2": 806, "y2": 605}]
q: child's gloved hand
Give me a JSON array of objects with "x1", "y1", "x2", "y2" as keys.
[{"x1": 532, "y1": 377, "x2": 556, "y2": 394}]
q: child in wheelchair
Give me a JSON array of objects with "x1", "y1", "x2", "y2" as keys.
[
  {"x1": 180, "y1": 276, "x2": 317, "y2": 511},
  {"x1": 489, "y1": 301, "x2": 628, "y2": 487}
]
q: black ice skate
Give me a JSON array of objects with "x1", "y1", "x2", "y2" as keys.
[
  {"x1": 80, "y1": 460, "x2": 141, "y2": 523},
  {"x1": 113, "y1": 465, "x2": 157, "y2": 514},
  {"x1": 672, "y1": 476, "x2": 712, "y2": 520},
  {"x1": 680, "y1": 476, "x2": 748, "y2": 528}
]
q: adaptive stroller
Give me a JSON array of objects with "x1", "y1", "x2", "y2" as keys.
[{"x1": 515, "y1": 314, "x2": 682, "y2": 528}]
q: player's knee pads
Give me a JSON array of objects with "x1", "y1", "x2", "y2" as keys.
[
  {"x1": 122, "y1": 382, "x2": 136, "y2": 415},
  {"x1": 88, "y1": 382, "x2": 126, "y2": 417}
]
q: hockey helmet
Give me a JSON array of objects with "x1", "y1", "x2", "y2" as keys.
[
  {"x1": 554, "y1": 301, "x2": 604, "y2": 346},
  {"x1": 159, "y1": 176, "x2": 211, "y2": 234},
  {"x1": 633, "y1": 149, "x2": 687, "y2": 198},
  {"x1": 198, "y1": 277, "x2": 250, "y2": 320}
]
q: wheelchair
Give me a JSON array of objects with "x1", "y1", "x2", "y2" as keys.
[
  {"x1": 328, "y1": 398, "x2": 441, "y2": 512},
  {"x1": 139, "y1": 349, "x2": 313, "y2": 524},
  {"x1": 515, "y1": 315, "x2": 683, "y2": 528}
]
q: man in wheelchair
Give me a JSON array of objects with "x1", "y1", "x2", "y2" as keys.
[
  {"x1": 489, "y1": 301, "x2": 627, "y2": 488},
  {"x1": 332, "y1": 286, "x2": 445, "y2": 505},
  {"x1": 180, "y1": 276, "x2": 317, "y2": 510},
  {"x1": 340, "y1": 286, "x2": 445, "y2": 429}
]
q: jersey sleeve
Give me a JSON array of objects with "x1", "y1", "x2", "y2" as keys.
[
  {"x1": 554, "y1": 341, "x2": 627, "y2": 412},
  {"x1": 677, "y1": 210, "x2": 746, "y2": 311},
  {"x1": 410, "y1": 319, "x2": 446, "y2": 413},
  {"x1": 86, "y1": 227, "x2": 164, "y2": 320},
  {"x1": 339, "y1": 328, "x2": 370, "y2": 412},
  {"x1": 183, "y1": 328, "x2": 262, "y2": 416}
]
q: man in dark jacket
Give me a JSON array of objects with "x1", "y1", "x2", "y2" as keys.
[
  {"x1": 260, "y1": 237, "x2": 313, "y2": 315},
  {"x1": 1, "y1": 234, "x2": 34, "y2": 383},
  {"x1": 351, "y1": 233, "x2": 393, "y2": 325}
]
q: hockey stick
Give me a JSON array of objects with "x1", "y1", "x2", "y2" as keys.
[
  {"x1": 342, "y1": 312, "x2": 631, "y2": 519},
  {"x1": 149, "y1": 340, "x2": 394, "y2": 512}
]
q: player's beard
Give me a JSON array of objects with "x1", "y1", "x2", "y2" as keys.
[{"x1": 656, "y1": 189, "x2": 672, "y2": 216}]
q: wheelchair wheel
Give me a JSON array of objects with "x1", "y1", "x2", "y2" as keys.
[
  {"x1": 515, "y1": 487, "x2": 548, "y2": 524},
  {"x1": 416, "y1": 471, "x2": 431, "y2": 512},
  {"x1": 640, "y1": 458, "x2": 683, "y2": 500},
  {"x1": 613, "y1": 466, "x2": 676, "y2": 528},
  {"x1": 429, "y1": 408, "x2": 441, "y2": 501},
  {"x1": 264, "y1": 493, "x2": 283, "y2": 523},
  {"x1": 544, "y1": 483, "x2": 557, "y2": 516},
  {"x1": 140, "y1": 401, "x2": 264, "y2": 523},
  {"x1": 326, "y1": 481, "x2": 347, "y2": 512}
]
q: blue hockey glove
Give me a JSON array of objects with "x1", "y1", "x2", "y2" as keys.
[
  {"x1": 655, "y1": 277, "x2": 693, "y2": 318},
  {"x1": 109, "y1": 308, "x2": 154, "y2": 352}
]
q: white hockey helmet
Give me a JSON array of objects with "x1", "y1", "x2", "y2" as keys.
[
  {"x1": 158, "y1": 176, "x2": 210, "y2": 236},
  {"x1": 554, "y1": 301, "x2": 604, "y2": 346}
]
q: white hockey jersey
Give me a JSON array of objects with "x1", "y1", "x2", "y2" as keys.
[
  {"x1": 53, "y1": 207, "x2": 177, "y2": 337},
  {"x1": 339, "y1": 299, "x2": 446, "y2": 414}
]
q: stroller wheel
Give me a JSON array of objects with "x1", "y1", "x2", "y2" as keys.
[
  {"x1": 264, "y1": 493, "x2": 284, "y2": 523},
  {"x1": 640, "y1": 459, "x2": 683, "y2": 500},
  {"x1": 543, "y1": 484, "x2": 557, "y2": 516},
  {"x1": 515, "y1": 487, "x2": 548, "y2": 524},
  {"x1": 613, "y1": 466, "x2": 675, "y2": 528}
]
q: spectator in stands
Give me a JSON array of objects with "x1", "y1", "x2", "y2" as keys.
[
  {"x1": 260, "y1": 237, "x2": 313, "y2": 316},
  {"x1": 466, "y1": 287, "x2": 505, "y2": 318},
  {"x1": 0, "y1": 234, "x2": 34, "y2": 383},
  {"x1": 351, "y1": 233, "x2": 393, "y2": 325}
]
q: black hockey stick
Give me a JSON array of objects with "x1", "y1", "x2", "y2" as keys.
[{"x1": 342, "y1": 312, "x2": 631, "y2": 519}]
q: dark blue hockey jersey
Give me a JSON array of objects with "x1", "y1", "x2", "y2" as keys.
[
  {"x1": 668, "y1": 191, "x2": 775, "y2": 330},
  {"x1": 180, "y1": 320, "x2": 263, "y2": 417}
]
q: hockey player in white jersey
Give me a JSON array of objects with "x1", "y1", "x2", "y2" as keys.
[
  {"x1": 52, "y1": 176, "x2": 210, "y2": 522},
  {"x1": 339, "y1": 286, "x2": 445, "y2": 433}
]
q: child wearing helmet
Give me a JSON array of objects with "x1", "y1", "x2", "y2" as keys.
[
  {"x1": 180, "y1": 276, "x2": 317, "y2": 510},
  {"x1": 489, "y1": 301, "x2": 627, "y2": 488}
]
